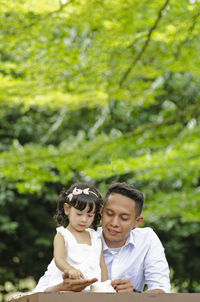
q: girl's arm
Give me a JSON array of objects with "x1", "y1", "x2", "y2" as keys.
[
  {"x1": 100, "y1": 246, "x2": 108, "y2": 281},
  {"x1": 53, "y1": 233, "x2": 84, "y2": 279}
]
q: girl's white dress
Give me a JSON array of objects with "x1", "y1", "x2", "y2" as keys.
[{"x1": 33, "y1": 227, "x2": 102, "y2": 292}]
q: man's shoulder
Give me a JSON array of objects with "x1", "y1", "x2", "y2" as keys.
[
  {"x1": 131, "y1": 227, "x2": 156, "y2": 242},
  {"x1": 132, "y1": 226, "x2": 154, "y2": 235},
  {"x1": 131, "y1": 227, "x2": 163, "y2": 249}
]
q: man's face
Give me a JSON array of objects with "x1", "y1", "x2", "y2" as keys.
[{"x1": 102, "y1": 193, "x2": 143, "y2": 248}]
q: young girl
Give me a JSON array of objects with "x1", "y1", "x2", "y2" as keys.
[{"x1": 34, "y1": 182, "x2": 108, "y2": 292}]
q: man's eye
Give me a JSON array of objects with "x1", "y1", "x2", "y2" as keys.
[{"x1": 121, "y1": 217, "x2": 128, "y2": 221}]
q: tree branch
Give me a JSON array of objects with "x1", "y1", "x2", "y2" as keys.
[
  {"x1": 1, "y1": 102, "x2": 199, "y2": 169},
  {"x1": 23, "y1": 0, "x2": 75, "y2": 29},
  {"x1": 119, "y1": 0, "x2": 170, "y2": 87},
  {"x1": 124, "y1": 102, "x2": 200, "y2": 138},
  {"x1": 174, "y1": 9, "x2": 200, "y2": 59},
  {"x1": 41, "y1": 107, "x2": 67, "y2": 144}
]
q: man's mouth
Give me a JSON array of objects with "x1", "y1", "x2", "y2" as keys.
[{"x1": 107, "y1": 228, "x2": 120, "y2": 236}]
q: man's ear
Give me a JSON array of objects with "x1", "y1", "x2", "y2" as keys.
[
  {"x1": 134, "y1": 216, "x2": 144, "y2": 228},
  {"x1": 64, "y1": 203, "x2": 70, "y2": 215}
]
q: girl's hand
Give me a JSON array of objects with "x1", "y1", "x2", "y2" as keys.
[{"x1": 68, "y1": 269, "x2": 85, "y2": 279}]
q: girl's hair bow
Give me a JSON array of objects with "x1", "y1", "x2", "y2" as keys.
[{"x1": 67, "y1": 187, "x2": 97, "y2": 201}]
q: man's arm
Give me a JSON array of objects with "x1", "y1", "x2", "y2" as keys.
[
  {"x1": 111, "y1": 279, "x2": 165, "y2": 293},
  {"x1": 144, "y1": 229, "x2": 171, "y2": 293},
  {"x1": 45, "y1": 271, "x2": 97, "y2": 292}
]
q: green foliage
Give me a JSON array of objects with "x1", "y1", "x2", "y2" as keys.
[
  {"x1": 1, "y1": 0, "x2": 200, "y2": 300},
  {"x1": 147, "y1": 217, "x2": 200, "y2": 293}
]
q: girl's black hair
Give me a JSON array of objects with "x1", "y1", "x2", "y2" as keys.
[{"x1": 54, "y1": 182, "x2": 102, "y2": 230}]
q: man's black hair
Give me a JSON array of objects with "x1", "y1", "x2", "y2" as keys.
[{"x1": 105, "y1": 182, "x2": 144, "y2": 217}]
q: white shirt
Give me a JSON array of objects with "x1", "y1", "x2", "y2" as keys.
[{"x1": 98, "y1": 227, "x2": 170, "y2": 293}]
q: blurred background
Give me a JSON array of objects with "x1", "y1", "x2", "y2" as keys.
[{"x1": 0, "y1": 0, "x2": 200, "y2": 300}]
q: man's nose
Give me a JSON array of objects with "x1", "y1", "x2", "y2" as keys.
[{"x1": 110, "y1": 216, "x2": 119, "y2": 226}]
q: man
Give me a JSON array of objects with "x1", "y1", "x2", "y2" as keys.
[{"x1": 33, "y1": 182, "x2": 170, "y2": 293}]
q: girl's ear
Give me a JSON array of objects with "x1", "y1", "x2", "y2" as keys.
[
  {"x1": 64, "y1": 203, "x2": 70, "y2": 215},
  {"x1": 100, "y1": 205, "x2": 103, "y2": 215}
]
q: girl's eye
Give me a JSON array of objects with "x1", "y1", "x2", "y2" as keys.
[
  {"x1": 106, "y1": 211, "x2": 113, "y2": 216},
  {"x1": 88, "y1": 214, "x2": 94, "y2": 217}
]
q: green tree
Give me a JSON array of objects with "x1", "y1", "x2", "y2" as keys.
[{"x1": 0, "y1": 1, "x2": 200, "y2": 300}]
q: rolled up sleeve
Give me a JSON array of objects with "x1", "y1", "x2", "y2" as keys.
[{"x1": 144, "y1": 229, "x2": 171, "y2": 293}]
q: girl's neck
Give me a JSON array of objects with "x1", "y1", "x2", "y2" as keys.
[{"x1": 67, "y1": 225, "x2": 91, "y2": 245}]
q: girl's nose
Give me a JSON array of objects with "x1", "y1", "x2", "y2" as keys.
[{"x1": 81, "y1": 215, "x2": 87, "y2": 222}]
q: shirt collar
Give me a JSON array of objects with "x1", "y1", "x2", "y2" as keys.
[
  {"x1": 97, "y1": 227, "x2": 136, "y2": 251},
  {"x1": 125, "y1": 230, "x2": 136, "y2": 247}
]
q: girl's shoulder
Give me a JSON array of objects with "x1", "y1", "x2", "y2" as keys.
[
  {"x1": 87, "y1": 228, "x2": 102, "y2": 252},
  {"x1": 56, "y1": 226, "x2": 65, "y2": 233},
  {"x1": 87, "y1": 228, "x2": 101, "y2": 240},
  {"x1": 56, "y1": 226, "x2": 71, "y2": 238}
]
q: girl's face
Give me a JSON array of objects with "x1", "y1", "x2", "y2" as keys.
[{"x1": 64, "y1": 203, "x2": 95, "y2": 232}]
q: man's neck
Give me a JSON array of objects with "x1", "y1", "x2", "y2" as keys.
[{"x1": 102, "y1": 233, "x2": 128, "y2": 248}]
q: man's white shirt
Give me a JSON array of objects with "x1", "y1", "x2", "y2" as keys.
[{"x1": 98, "y1": 227, "x2": 171, "y2": 293}]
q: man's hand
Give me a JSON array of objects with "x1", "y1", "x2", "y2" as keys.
[
  {"x1": 44, "y1": 271, "x2": 97, "y2": 292},
  {"x1": 111, "y1": 279, "x2": 133, "y2": 293},
  {"x1": 62, "y1": 271, "x2": 97, "y2": 291}
]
